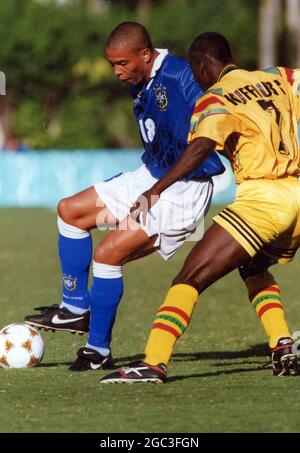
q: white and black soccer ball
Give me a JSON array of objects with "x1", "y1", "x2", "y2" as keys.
[{"x1": 0, "y1": 323, "x2": 45, "y2": 369}]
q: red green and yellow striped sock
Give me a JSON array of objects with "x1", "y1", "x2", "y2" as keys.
[
  {"x1": 250, "y1": 282, "x2": 290, "y2": 348},
  {"x1": 144, "y1": 284, "x2": 198, "y2": 366}
]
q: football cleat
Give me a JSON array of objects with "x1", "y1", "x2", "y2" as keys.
[
  {"x1": 69, "y1": 347, "x2": 115, "y2": 372},
  {"x1": 271, "y1": 337, "x2": 298, "y2": 376},
  {"x1": 100, "y1": 361, "x2": 167, "y2": 384},
  {"x1": 24, "y1": 304, "x2": 90, "y2": 335}
]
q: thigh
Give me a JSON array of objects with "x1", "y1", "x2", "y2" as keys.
[
  {"x1": 95, "y1": 215, "x2": 158, "y2": 266},
  {"x1": 58, "y1": 186, "x2": 116, "y2": 230},
  {"x1": 173, "y1": 223, "x2": 251, "y2": 293}
]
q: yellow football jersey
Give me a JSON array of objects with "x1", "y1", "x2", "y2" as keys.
[{"x1": 188, "y1": 66, "x2": 300, "y2": 184}]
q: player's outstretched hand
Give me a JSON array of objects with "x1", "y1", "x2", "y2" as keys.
[{"x1": 130, "y1": 189, "x2": 160, "y2": 226}]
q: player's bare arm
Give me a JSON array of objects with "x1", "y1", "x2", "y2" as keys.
[
  {"x1": 24, "y1": 23, "x2": 224, "y2": 374},
  {"x1": 101, "y1": 31, "x2": 300, "y2": 384}
]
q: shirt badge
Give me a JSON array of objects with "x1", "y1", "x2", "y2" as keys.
[
  {"x1": 155, "y1": 85, "x2": 168, "y2": 110},
  {"x1": 63, "y1": 274, "x2": 78, "y2": 291}
]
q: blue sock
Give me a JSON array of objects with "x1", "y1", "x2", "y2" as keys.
[
  {"x1": 88, "y1": 262, "x2": 123, "y2": 349},
  {"x1": 58, "y1": 217, "x2": 92, "y2": 311}
]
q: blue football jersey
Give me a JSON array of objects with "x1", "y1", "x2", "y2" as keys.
[{"x1": 130, "y1": 53, "x2": 225, "y2": 179}]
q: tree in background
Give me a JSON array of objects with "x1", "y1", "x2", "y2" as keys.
[
  {"x1": 0, "y1": 0, "x2": 261, "y2": 149},
  {"x1": 259, "y1": 0, "x2": 300, "y2": 68}
]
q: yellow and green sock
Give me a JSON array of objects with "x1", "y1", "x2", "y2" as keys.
[
  {"x1": 245, "y1": 274, "x2": 291, "y2": 348},
  {"x1": 144, "y1": 284, "x2": 198, "y2": 366}
]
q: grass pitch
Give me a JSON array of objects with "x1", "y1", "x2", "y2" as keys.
[{"x1": 0, "y1": 207, "x2": 300, "y2": 433}]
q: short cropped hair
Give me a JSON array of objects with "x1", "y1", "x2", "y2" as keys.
[
  {"x1": 106, "y1": 21, "x2": 154, "y2": 52},
  {"x1": 189, "y1": 32, "x2": 233, "y2": 64}
]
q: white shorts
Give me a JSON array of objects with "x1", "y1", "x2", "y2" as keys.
[{"x1": 94, "y1": 164, "x2": 213, "y2": 260}]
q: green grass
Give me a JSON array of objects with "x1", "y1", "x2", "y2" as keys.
[{"x1": 0, "y1": 207, "x2": 300, "y2": 433}]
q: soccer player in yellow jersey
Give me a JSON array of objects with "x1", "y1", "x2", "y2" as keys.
[{"x1": 101, "y1": 32, "x2": 300, "y2": 383}]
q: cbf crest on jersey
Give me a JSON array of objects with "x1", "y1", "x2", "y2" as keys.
[
  {"x1": 63, "y1": 274, "x2": 77, "y2": 291},
  {"x1": 155, "y1": 85, "x2": 168, "y2": 110}
]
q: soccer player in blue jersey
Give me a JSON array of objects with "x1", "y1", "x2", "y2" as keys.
[{"x1": 24, "y1": 22, "x2": 224, "y2": 371}]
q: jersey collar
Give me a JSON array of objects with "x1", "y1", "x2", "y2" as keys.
[
  {"x1": 146, "y1": 49, "x2": 168, "y2": 87},
  {"x1": 217, "y1": 64, "x2": 238, "y2": 82}
]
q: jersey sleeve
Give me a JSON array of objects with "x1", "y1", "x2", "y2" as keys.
[
  {"x1": 188, "y1": 94, "x2": 241, "y2": 147},
  {"x1": 275, "y1": 67, "x2": 300, "y2": 121},
  {"x1": 176, "y1": 63, "x2": 203, "y2": 109},
  {"x1": 291, "y1": 69, "x2": 300, "y2": 121}
]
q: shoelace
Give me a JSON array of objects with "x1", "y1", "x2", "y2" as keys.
[
  {"x1": 123, "y1": 366, "x2": 148, "y2": 375},
  {"x1": 124, "y1": 362, "x2": 164, "y2": 376}
]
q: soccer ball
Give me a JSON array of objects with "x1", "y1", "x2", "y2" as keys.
[{"x1": 0, "y1": 323, "x2": 45, "y2": 369}]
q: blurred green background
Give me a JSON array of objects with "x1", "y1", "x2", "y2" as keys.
[
  {"x1": 0, "y1": 0, "x2": 299, "y2": 150},
  {"x1": 0, "y1": 0, "x2": 286, "y2": 149}
]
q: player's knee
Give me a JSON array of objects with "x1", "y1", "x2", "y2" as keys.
[
  {"x1": 94, "y1": 242, "x2": 120, "y2": 265},
  {"x1": 57, "y1": 197, "x2": 83, "y2": 228},
  {"x1": 57, "y1": 198, "x2": 72, "y2": 222},
  {"x1": 238, "y1": 253, "x2": 274, "y2": 280}
]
